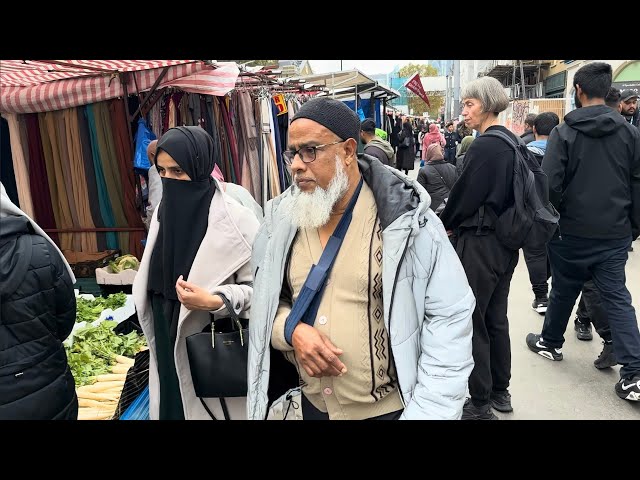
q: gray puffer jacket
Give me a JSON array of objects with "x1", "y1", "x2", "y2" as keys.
[{"x1": 247, "y1": 155, "x2": 475, "y2": 420}]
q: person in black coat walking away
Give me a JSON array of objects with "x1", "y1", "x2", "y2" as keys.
[
  {"x1": 396, "y1": 118, "x2": 416, "y2": 175},
  {"x1": 439, "y1": 76, "x2": 517, "y2": 420},
  {"x1": 390, "y1": 115, "x2": 403, "y2": 154},
  {"x1": 417, "y1": 143, "x2": 457, "y2": 214},
  {"x1": 0, "y1": 182, "x2": 78, "y2": 420}
]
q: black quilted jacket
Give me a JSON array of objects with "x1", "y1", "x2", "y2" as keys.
[{"x1": 0, "y1": 216, "x2": 78, "y2": 420}]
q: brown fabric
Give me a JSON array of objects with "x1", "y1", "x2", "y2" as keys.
[
  {"x1": 237, "y1": 91, "x2": 262, "y2": 204},
  {"x1": 4, "y1": 113, "x2": 35, "y2": 217},
  {"x1": 108, "y1": 99, "x2": 145, "y2": 260},
  {"x1": 179, "y1": 93, "x2": 189, "y2": 127},
  {"x1": 92, "y1": 102, "x2": 130, "y2": 252},
  {"x1": 24, "y1": 114, "x2": 58, "y2": 244},
  {"x1": 61, "y1": 108, "x2": 98, "y2": 252},
  {"x1": 39, "y1": 112, "x2": 74, "y2": 250},
  {"x1": 54, "y1": 111, "x2": 84, "y2": 251}
]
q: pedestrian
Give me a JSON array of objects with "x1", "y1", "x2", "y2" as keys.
[
  {"x1": 247, "y1": 97, "x2": 475, "y2": 420},
  {"x1": 440, "y1": 75, "x2": 518, "y2": 419},
  {"x1": 132, "y1": 126, "x2": 261, "y2": 419},
  {"x1": 526, "y1": 62, "x2": 640, "y2": 403},
  {"x1": 0, "y1": 183, "x2": 78, "y2": 420}
]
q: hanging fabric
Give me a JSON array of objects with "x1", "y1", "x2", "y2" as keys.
[
  {"x1": 24, "y1": 114, "x2": 58, "y2": 245},
  {"x1": 108, "y1": 99, "x2": 146, "y2": 260},
  {"x1": 254, "y1": 95, "x2": 264, "y2": 203},
  {"x1": 86, "y1": 104, "x2": 119, "y2": 250},
  {"x1": 219, "y1": 97, "x2": 241, "y2": 184},
  {"x1": 76, "y1": 108, "x2": 107, "y2": 252},
  {"x1": 61, "y1": 108, "x2": 98, "y2": 252},
  {"x1": 237, "y1": 91, "x2": 261, "y2": 204},
  {"x1": 3, "y1": 113, "x2": 35, "y2": 217},
  {"x1": 179, "y1": 93, "x2": 189, "y2": 126},
  {"x1": 39, "y1": 112, "x2": 76, "y2": 251},
  {"x1": 0, "y1": 117, "x2": 20, "y2": 208},
  {"x1": 91, "y1": 102, "x2": 130, "y2": 252},
  {"x1": 270, "y1": 100, "x2": 286, "y2": 192},
  {"x1": 150, "y1": 100, "x2": 162, "y2": 138}
]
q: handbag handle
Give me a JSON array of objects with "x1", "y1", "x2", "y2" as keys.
[{"x1": 211, "y1": 293, "x2": 245, "y2": 348}]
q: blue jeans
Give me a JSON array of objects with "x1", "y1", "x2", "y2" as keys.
[{"x1": 541, "y1": 234, "x2": 640, "y2": 378}]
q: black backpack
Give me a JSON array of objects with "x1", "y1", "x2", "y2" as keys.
[{"x1": 482, "y1": 130, "x2": 559, "y2": 250}]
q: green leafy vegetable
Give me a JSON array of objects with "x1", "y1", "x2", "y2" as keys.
[
  {"x1": 65, "y1": 320, "x2": 147, "y2": 386},
  {"x1": 75, "y1": 293, "x2": 127, "y2": 323}
]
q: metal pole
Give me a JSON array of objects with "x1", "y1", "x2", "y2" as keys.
[
  {"x1": 520, "y1": 60, "x2": 526, "y2": 100},
  {"x1": 445, "y1": 61, "x2": 450, "y2": 122},
  {"x1": 512, "y1": 61, "x2": 517, "y2": 99},
  {"x1": 453, "y1": 60, "x2": 461, "y2": 119}
]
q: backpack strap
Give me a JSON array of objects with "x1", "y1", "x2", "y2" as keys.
[
  {"x1": 482, "y1": 129, "x2": 522, "y2": 149},
  {"x1": 474, "y1": 129, "x2": 521, "y2": 235}
]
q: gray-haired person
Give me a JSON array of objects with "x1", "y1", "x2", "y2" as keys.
[{"x1": 440, "y1": 76, "x2": 520, "y2": 420}]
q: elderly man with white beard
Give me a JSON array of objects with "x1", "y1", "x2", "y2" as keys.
[{"x1": 246, "y1": 97, "x2": 476, "y2": 420}]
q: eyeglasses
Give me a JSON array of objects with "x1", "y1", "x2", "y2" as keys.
[{"x1": 282, "y1": 140, "x2": 346, "y2": 165}]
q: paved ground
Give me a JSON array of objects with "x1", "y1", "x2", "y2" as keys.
[{"x1": 407, "y1": 159, "x2": 640, "y2": 419}]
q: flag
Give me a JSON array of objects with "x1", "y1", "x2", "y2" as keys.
[{"x1": 404, "y1": 72, "x2": 431, "y2": 108}]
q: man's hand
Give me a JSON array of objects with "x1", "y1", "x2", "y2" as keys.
[
  {"x1": 175, "y1": 275, "x2": 223, "y2": 311},
  {"x1": 291, "y1": 323, "x2": 347, "y2": 378}
]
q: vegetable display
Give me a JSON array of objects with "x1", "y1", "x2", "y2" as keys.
[
  {"x1": 66, "y1": 320, "x2": 146, "y2": 387},
  {"x1": 75, "y1": 293, "x2": 127, "y2": 323},
  {"x1": 108, "y1": 254, "x2": 140, "y2": 274}
]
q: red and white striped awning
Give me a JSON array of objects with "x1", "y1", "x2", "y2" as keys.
[{"x1": 0, "y1": 60, "x2": 240, "y2": 113}]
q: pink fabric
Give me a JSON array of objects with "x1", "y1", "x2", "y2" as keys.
[{"x1": 212, "y1": 163, "x2": 225, "y2": 182}]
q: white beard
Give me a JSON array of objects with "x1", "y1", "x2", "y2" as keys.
[{"x1": 288, "y1": 155, "x2": 350, "y2": 230}]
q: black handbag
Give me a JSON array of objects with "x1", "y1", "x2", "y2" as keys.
[{"x1": 185, "y1": 294, "x2": 248, "y2": 419}]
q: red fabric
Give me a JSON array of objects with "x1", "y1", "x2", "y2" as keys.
[
  {"x1": 108, "y1": 99, "x2": 145, "y2": 260},
  {"x1": 219, "y1": 97, "x2": 241, "y2": 183},
  {"x1": 24, "y1": 113, "x2": 58, "y2": 244}
]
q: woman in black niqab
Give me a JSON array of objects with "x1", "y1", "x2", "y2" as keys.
[{"x1": 147, "y1": 126, "x2": 216, "y2": 419}]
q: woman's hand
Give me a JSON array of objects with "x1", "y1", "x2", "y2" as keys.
[{"x1": 175, "y1": 275, "x2": 223, "y2": 311}]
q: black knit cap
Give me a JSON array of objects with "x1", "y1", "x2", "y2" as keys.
[{"x1": 291, "y1": 97, "x2": 361, "y2": 142}]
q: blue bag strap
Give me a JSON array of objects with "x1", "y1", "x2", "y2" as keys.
[{"x1": 283, "y1": 177, "x2": 364, "y2": 345}]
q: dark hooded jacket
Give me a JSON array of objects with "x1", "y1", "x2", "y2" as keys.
[
  {"x1": 543, "y1": 105, "x2": 640, "y2": 240},
  {"x1": 0, "y1": 216, "x2": 78, "y2": 420},
  {"x1": 364, "y1": 137, "x2": 396, "y2": 166},
  {"x1": 520, "y1": 129, "x2": 535, "y2": 144}
]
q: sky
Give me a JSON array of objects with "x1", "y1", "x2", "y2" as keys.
[{"x1": 308, "y1": 60, "x2": 429, "y2": 76}]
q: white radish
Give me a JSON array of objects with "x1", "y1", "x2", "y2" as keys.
[{"x1": 115, "y1": 355, "x2": 135, "y2": 365}]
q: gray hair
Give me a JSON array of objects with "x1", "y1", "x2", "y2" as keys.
[{"x1": 461, "y1": 76, "x2": 510, "y2": 114}]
